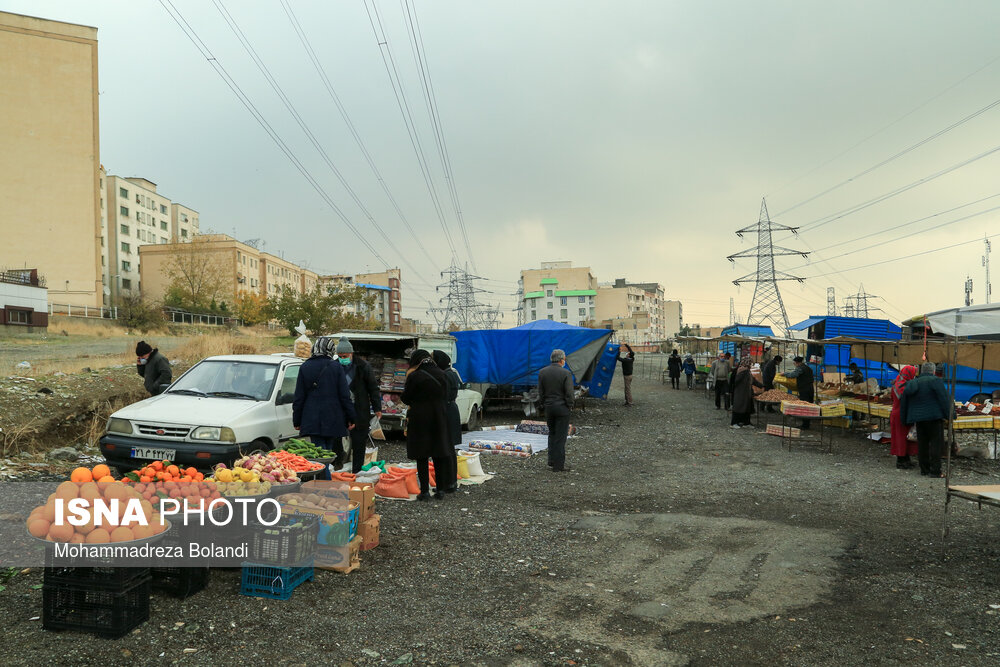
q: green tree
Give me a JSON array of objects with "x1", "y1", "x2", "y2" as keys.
[
  {"x1": 267, "y1": 284, "x2": 380, "y2": 335},
  {"x1": 117, "y1": 292, "x2": 166, "y2": 332},
  {"x1": 234, "y1": 292, "x2": 269, "y2": 326}
]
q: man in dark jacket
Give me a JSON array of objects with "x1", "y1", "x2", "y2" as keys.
[
  {"x1": 617, "y1": 343, "x2": 635, "y2": 406},
  {"x1": 901, "y1": 362, "x2": 955, "y2": 477},
  {"x1": 335, "y1": 337, "x2": 381, "y2": 473},
  {"x1": 785, "y1": 356, "x2": 815, "y2": 428},
  {"x1": 433, "y1": 350, "x2": 462, "y2": 493},
  {"x1": 538, "y1": 349, "x2": 574, "y2": 472},
  {"x1": 293, "y1": 338, "x2": 357, "y2": 459},
  {"x1": 667, "y1": 349, "x2": 682, "y2": 390},
  {"x1": 136, "y1": 341, "x2": 172, "y2": 396},
  {"x1": 401, "y1": 350, "x2": 450, "y2": 500},
  {"x1": 760, "y1": 355, "x2": 782, "y2": 413}
]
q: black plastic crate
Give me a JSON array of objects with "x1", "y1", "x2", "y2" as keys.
[
  {"x1": 249, "y1": 514, "x2": 318, "y2": 566},
  {"x1": 43, "y1": 549, "x2": 150, "y2": 591},
  {"x1": 42, "y1": 577, "x2": 151, "y2": 639},
  {"x1": 151, "y1": 567, "x2": 210, "y2": 599}
]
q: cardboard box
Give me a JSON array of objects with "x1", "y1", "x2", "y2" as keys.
[
  {"x1": 349, "y1": 484, "x2": 376, "y2": 523},
  {"x1": 317, "y1": 535, "x2": 361, "y2": 573},
  {"x1": 359, "y1": 514, "x2": 380, "y2": 551},
  {"x1": 765, "y1": 424, "x2": 801, "y2": 438}
]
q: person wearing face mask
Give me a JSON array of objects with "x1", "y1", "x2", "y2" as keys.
[
  {"x1": 135, "y1": 341, "x2": 172, "y2": 396},
  {"x1": 293, "y1": 337, "x2": 357, "y2": 461},
  {"x1": 335, "y1": 337, "x2": 382, "y2": 472}
]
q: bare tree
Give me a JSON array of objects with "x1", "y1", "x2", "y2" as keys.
[{"x1": 164, "y1": 239, "x2": 232, "y2": 312}]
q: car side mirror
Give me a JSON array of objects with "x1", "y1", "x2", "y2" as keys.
[{"x1": 276, "y1": 392, "x2": 294, "y2": 405}]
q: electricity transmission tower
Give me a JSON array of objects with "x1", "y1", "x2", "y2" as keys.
[
  {"x1": 727, "y1": 198, "x2": 808, "y2": 335},
  {"x1": 827, "y1": 287, "x2": 837, "y2": 316},
  {"x1": 842, "y1": 284, "x2": 882, "y2": 319},
  {"x1": 427, "y1": 261, "x2": 500, "y2": 332},
  {"x1": 729, "y1": 298, "x2": 737, "y2": 325},
  {"x1": 965, "y1": 276, "x2": 974, "y2": 307}
]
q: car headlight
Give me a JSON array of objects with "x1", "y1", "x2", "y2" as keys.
[
  {"x1": 191, "y1": 426, "x2": 236, "y2": 443},
  {"x1": 107, "y1": 418, "x2": 132, "y2": 434}
]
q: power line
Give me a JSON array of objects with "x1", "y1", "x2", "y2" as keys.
[
  {"x1": 399, "y1": 0, "x2": 477, "y2": 271},
  {"x1": 363, "y1": 0, "x2": 460, "y2": 261},
  {"x1": 278, "y1": 0, "x2": 437, "y2": 269},
  {"x1": 157, "y1": 0, "x2": 389, "y2": 266}
]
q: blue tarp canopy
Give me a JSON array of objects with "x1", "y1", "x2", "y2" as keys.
[{"x1": 453, "y1": 321, "x2": 615, "y2": 397}]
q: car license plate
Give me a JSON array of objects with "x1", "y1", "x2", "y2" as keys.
[{"x1": 131, "y1": 447, "x2": 175, "y2": 461}]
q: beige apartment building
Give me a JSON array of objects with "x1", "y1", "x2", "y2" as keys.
[
  {"x1": 355, "y1": 269, "x2": 402, "y2": 331},
  {"x1": 171, "y1": 203, "x2": 199, "y2": 243},
  {"x1": 595, "y1": 278, "x2": 682, "y2": 342},
  {"x1": 261, "y1": 253, "x2": 306, "y2": 297},
  {"x1": 139, "y1": 234, "x2": 254, "y2": 306},
  {"x1": 0, "y1": 11, "x2": 102, "y2": 307},
  {"x1": 519, "y1": 261, "x2": 598, "y2": 325}
]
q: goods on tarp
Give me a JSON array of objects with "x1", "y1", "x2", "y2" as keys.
[
  {"x1": 756, "y1": 389, "x2": 796, "y2": 402},
  {"x1": 467, "y1": 441, "x2": 532, "y2": 457}
]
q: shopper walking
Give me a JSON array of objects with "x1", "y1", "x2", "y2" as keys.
[
  {"x1": 710, "y1": 352, "x2": 732, "y2": 410},
  {"x1": 889, "y1": 365, "x2": 918, "y2": 469},
  {"x1": 538, "y1": 349, "x2": 574, "y2": 472},
  {"x1": 335, "y1": 337, "x2": 382, "y2": 473},
  {"x1": 617, "y1": 343, "x2": 635, "y2": 406},
  {"x1": 682, "y1": 354, "x2": 696, "y2": 389},
  {"x1": 293, "y1": 338, "x2": 357, "y2": 460},
  {"x1": 730, "y1": 357, "x2": 762, "y2": 428},
  {"x1": 432, "y1": 350, "x2": 462, "y2": 493},
  {"x1": 785, "y1": 356, "x2": 815, "y2": 429},
  {"x1": 901, "y1": 362, "x2": 954, "y2": 478},
  {"x1": 667, "y1": 350, "x2": 682, "y2": 389},
  {"x1": 401, "y1": 349, "x2": 451, "y2": 500},
  {"x1": 135, "y1": 341, "x2": 172, "y2": 396}
]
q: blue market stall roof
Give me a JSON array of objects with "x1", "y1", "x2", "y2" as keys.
[
  {"x1": 788, "y1": 315, "x2": 902, "y2": 339},
  {"x1": 452, "y1": 320, "x2": 615, "y2": 397}
]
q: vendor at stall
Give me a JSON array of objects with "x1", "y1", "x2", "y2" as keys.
[
  {"x1": 845, "y1": 363, "x2": 864, "y2": 385},
  {"x1": 785, "y1": 356, "x2": 815, "y2": 429}
]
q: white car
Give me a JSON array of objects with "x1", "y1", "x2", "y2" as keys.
[{"x1": 99, "y1": 354, "x2": 303, "y2": 472}]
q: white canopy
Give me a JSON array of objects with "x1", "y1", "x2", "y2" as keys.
[{"x1": 924, "y1": 303, "x2": 1000, "y2": 338}]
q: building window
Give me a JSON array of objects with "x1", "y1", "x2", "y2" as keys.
[
  {"x1": 161, "y1": 237, "x2": 168, "y2": 244},
  {"x1": 120, "y1": 206, "x2": 129, "y2": 217},
  {"x1": 120, "y1": 224, "x2": 129, "y2": 235},
  {"x1": 122, "y1": 261, "x2": 131, "y2": 272},
  {"x1": 119, "y1": 187, "x2": 128, "y2": 198},
  {"x1": 121, "y1": 278, "x2": 132, "y2": 290},
  {"x1": 181, "y1": 229, "x2": 188, "y2": 238},
  {"x1": 560, "y1": 296, "x2": 567, "y2": 306},
  {"x1": 121, "y1": 242, "x2": 130, "y2": 253},
  {"x1": 579, "y1": 308, "x2": 586, "y2": 317},
  {"x1": 531, "y1": 311, "x2": 536, "y2": 320},
  {"x1": 181, "y1": 213, "x2": 188, "y2": 223},
  {"x1": 578, "y1": 296, "x2": 585, "y2": 303},
  {"x1": 159, "y1": 220, "x2": 166, "y2": 230},
  {"x1": 160, "y1": 204, "x2": 167, "y2": 214},
  {"x1": 135, "y1": 194, "x2": 140, "y2": 204},
  {"x1": 590, "y1": 307, "x2": 595, "y2": 317},
  {"x1": 8, "y1": 309, "x2": 30, "y2": 325},
  {"x1": 547, "y1": 315, "x2": 553, "y2": 320},
  {"x1": 546, "y1": 289, "x2": 553, "y2": 297},
  {"x1": 560, "y1": 309, "x2": 568, "y2": 319},
  {"x1": 546, "y1": 301, "x2": 553, "y2": 310}
]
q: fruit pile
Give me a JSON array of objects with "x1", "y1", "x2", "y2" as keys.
[
  {"x1": 281, "y1": 438, "x2": 338, "y2": 459},
  {"x1": 209, "y1": 463, "x2": 273, "y2": 497},
  {"x1": 123, "y1": 460, "x2": 206, "y2": 484},
  {"x1": 235, "y1": 453, "x2": 307, "y2": 482},
  {"x1": 269, "y1": 450, "x2": 324, "y2": 473},
  {"x1": 277, "y1": 492, "x2": 346, "y2": 511},
  {"x1": 25, "y1": 464, "x2": 168, "y2": 543}
]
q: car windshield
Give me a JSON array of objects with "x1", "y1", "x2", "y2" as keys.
[{"x1": 169, "y1": 360, "x2": 279, "y2": 401}]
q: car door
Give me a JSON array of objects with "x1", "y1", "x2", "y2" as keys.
[{"x1": 274, "y1": 362, "x2": 301, "y2": 443}]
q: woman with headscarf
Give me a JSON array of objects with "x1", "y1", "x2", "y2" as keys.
[
  {"x1": 667, "y1": 349, "x2": 683, "y2": 390},
  {"x1": 292, "y1": 337, "x2": 357, "y2": 459},
  {"x1": 890, "y1": 365, "x2": 919, "y2": 469},
  {"x1": 432, "y1": 349, "x2": 462, "y2": 493},
  {"x1": 401, "y1": 349, "x2": 450, "y2": 500},
  {"x1": 730, "y1": 357, "x2": 762, "y2": 428},
  {"x1": 682, "y1": 354, "x2": 696, "y2": 389}
]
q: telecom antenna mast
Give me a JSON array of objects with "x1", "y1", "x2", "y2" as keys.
[
  {"x1": 827, "y1": 287, "x2": 837, "y2": 316},
  {"x1": 984, "y1": 236, "x2": 992, "y2": 304},
  {"x1": 727, "y1": 198, "x2": 808, "y2": 336},
  {"x1": 729, "y1": 298, "x2": 737, "y2": 325},
  {"x1": 965, "y1": 276, "x2": 974, "y2": 307}
]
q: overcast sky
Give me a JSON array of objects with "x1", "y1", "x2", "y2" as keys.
[{"x1": 8, "y1": 0, "x2": 1000, "y2": 327}]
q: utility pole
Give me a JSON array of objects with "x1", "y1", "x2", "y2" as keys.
[
  {"x1": 727, "y1": 198, "x2": 808, "y2": 336},
  {"x1": 983, "y1": 236, "x2": 992, "y2": 304},
  {"x1": 427, "y1": 261, "x2": 500, "y2": 332},
  {"x1": 729, "y1": 297, "x2": 737, "y2": 325},
  {"x1": 827, "y1": 287, "x2": 837, "y2": 316},
  {"x1": 965, "y1": 276, "x2": 974, "y2": 307}
]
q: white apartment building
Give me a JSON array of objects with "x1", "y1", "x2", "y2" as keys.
[{"x1": 104, "y1": 175, "x2": 199, "y2": 302}]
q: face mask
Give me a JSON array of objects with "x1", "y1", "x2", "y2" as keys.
[
  {"x1": 339, "y1": 357, "x2": 351, "y2": 366},
  {"x1": 139, "y1": 358, "x2": 148, "y2": 365}
]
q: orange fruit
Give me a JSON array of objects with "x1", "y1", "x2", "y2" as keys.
[
  {"x1": 55, "y1": 481, "x2": 79, "y2": 500},
  {"x1": 151, "y1": 521, "x2": 166, "y2": 535},
  {"x1": 185, "y1": 467, "x2": 198, "y2": 478},
  {"x1": 96, "y1": 475, "x2": 115, "y2": 488},
  {"x1": 69, "y1": 533, "x2": 86, "y2": 544},
  {"x1": 76, "y1": 514, "x2": 95, "y2": 535},
  {"x1": 131, "y1": 524, "x2": 154, "y2": 540},
  {"x1": 28, "y1": 518, "x2": 50, "y2": 538},
  {"x1": 79, "y1": 481, "x2": 101, "y2": 502},
  {"x1": 86, "y1": 528, "x2": 110, "y2": 543},
  {"x1": 166, "y1": 464, "x2": 179, "y2": 477},
  {"x1": 48, "y1": 523, "x2": 74, "y2": 542},
  {"x1": 110, "y1": 527, "x2": 134, "y2": 543},
  {"x1": 151, "y1": 461, "x2": 164, "y2": 471},
  {"x1": 42, "y1": 500, "x2": 57, "y2": 523},
  {"x1": 91, "y1": 463, "x2": 111, "y2": 480},
  {"x1": 70, "y1": 467, "x2": 93, "y2": 484}
]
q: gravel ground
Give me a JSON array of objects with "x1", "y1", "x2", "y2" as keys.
[{"x1": 2, "y1": 372, "x2": 1000, "y2": 665}]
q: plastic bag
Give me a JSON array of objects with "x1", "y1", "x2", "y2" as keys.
[
  {"x1": 906, "y1": 425, "x2": 918, "y2": 442},
  {"x1": 369, "y1": 415, "x2": 385, "y2": 441},
  {"x1": 293, "y1": 320, "x2": 312, "y2": 359}
]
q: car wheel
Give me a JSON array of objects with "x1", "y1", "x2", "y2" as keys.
[
  {"x1": 465, "y1": 405, "x2": 479, "y2": 431},
  {"x1": 248, "y1": 438, "x2": 273, "y2": 456}
]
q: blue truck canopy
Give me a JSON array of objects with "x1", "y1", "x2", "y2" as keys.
[{"x1": 452, "y1": 321, "x2": 615, "y2": 398}]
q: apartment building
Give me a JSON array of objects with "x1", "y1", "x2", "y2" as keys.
[
  {"x1": 260, "y1": 253, "x2": 304, "y2": 298},
  {"x1": 355, "y1": 269, "x2": 402, "y2": 331},
  {"x1": 318, "y1": 274, "x2": 395, "y2": 331},
  {"x1": 139, "y1": 234, "x2": 256, "y2": 306},
  {"x1": 171, "y1": 203, "x2": 199, "y2": 243},
  {"x1": 663, "y1": 300, "x2": 683, "y2": 339},
  {"x1": 595, "y1": 278, "x2": 681, "y2": 341},
  {"x1": 1, "y1": 12, "x2": 102, "y2": 308},
  {"x1": 519, "y1": 261, "x2": 598, "y2": 325}
]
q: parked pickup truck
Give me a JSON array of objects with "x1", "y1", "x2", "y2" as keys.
[
  {"x1": 99, "y1": 354, "x2": 303, "y2": 472},
  {"x1": 322, "y1": 330, "x2": 483, "y2": 433}
]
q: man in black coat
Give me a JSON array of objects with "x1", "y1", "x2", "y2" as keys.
[
  {"x1": 401, "y1": 350, "x2": 451, "y2": 500},
  {"x1": 538, "y1": 349, "x2": 574, "y2": 472},
  {"x1": 335, "y1": 337, "x2": 382, "y2": 473},
  {"x1": 617, "y1": 343, "x2": 635, "y2": 406},
  {"x1": 433, "y1": 350, "x2": 462, "y2": 493},
  {"x1": 135, "y1": 341, "x2": 172, "y2": 396}
]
